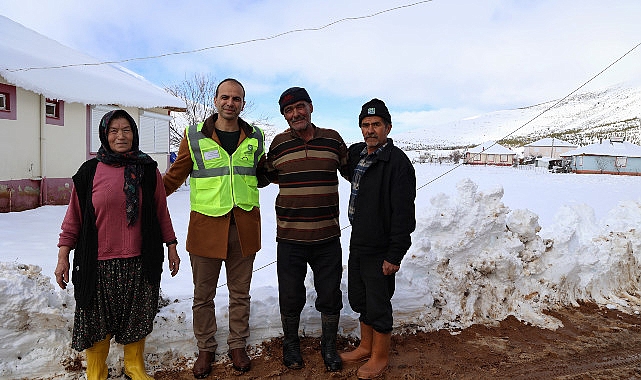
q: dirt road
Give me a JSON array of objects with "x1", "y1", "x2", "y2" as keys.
[{"x1": 151, "y1": 303, "x2": 641, "y2": 379}]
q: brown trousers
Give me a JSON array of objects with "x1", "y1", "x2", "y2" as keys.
[{"x1": 190, "y1": 224, "x2": 256, "y2": 352}]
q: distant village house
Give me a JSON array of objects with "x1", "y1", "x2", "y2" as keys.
[
  {"x1": 523, "y1": 138, "x2": 578, "y2": 159},
  {"x1": 464, "y1": 141, "x2": 516, "y2": 166},
  {"x1": 561, "y1": 137, "x2": 641, "y2": 176}
]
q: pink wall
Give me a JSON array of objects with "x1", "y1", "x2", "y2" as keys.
[{"x1": 0, "y1": 177, "x2": 72, "y2": 212}]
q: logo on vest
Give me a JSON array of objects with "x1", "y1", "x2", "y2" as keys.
[
  {"x1": 242, "y1": 144, "x2": 254, "y2": 161},
  {"x1": 204, "y1": 150, "x2": 220, "y2": 160}
]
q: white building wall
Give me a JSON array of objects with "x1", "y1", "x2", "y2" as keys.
[
  {"x1": 44, "y1": 101, "x2": 88, "y2": 178},
  {"x1": 524, "y1": 145, "x2": 577, "y2": 159},
  {"x1": 2, "y1": 88, "x2": 172, "y2": 183},
  {"x1": 0, "y1": 87, "x2": 41, "y2": 180}
]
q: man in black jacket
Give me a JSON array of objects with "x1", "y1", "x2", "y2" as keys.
[{"x1": 340, "y1": 98, "x2": 416, "y2": 379}]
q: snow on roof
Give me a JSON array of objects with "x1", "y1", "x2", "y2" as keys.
[
  {"x1": 561, "y1": 140, "x2": 641, "y2": 158},
  {"x1": 467, "y1": 141, "x2": 516, "y2": 155},
  {"x1": 524, "y1": 137, "x2": 577, "y2": 148},
  {"x1": 0, "y1": 15, "x2": 185, "y2": 109}
]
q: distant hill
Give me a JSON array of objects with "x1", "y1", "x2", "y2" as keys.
[{"x1": 394, "y1": 84, "x2": 641, "y2": 151}]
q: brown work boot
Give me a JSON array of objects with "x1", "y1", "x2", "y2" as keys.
[
  {"x1": 192, "y1": 350, "x2": 214, "y2": 379},
  {"x1": 228, "y1": 347, "x2": 251, "y2": 372},
  {"x1": 356, "y1": 331, "x2": 391, "y2": 379},
  {"x1": 340, "y1": 321, "x2": 373, "y2": 364}
]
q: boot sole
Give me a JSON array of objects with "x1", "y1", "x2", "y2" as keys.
[
  {"x1": 284, "y1": 361, "x2": 305, "y2": 369},
  {"x1": 326, "y1": 364, "x2": 343, "y2": 372},
  {"x1": 341, "y1": 355, "x2": 371, "y2": 364},
  {"x1": 357, "y1": 364, "x2": 387, "y2": 379},
  {"x1": 193, "y1": 369, "x2": 211, "y2": 379}
]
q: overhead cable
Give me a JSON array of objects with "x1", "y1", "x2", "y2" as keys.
[
  {"x1": 221, "y1": 40, "x2": 641, "y2": 287},
  {"x1": 5, "y1": 1, "x2": 433, "y2": 73},
  {"x1": 416, "y1": 41, "x2": 641, "y2": 191}
]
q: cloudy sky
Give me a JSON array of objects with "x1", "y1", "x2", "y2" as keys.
[{"x1": 2, "y1": 0, "x2": 640, "y2": 141}]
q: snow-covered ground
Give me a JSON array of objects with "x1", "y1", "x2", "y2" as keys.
[{"x1": 1, "y1": 162, "x2": 641, "y2": 379}]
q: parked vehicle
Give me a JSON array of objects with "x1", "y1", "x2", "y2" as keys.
[{"x1": 550, "y1": 160, "x2": 572, "y2": 173}]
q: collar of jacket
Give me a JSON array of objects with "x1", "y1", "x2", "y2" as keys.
[
  {"x1": 201, "y1": 113, "x2": 254, "y2": 139},
  {"x1": 357, "y1": 138, "x2": 395, "y2": 162}
]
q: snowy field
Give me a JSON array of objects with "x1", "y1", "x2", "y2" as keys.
[{"x1": 1, "y1": 162, "x2": 641, "y2": 379}]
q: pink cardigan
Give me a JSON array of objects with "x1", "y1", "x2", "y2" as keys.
[{"x1": 58, "y1": 162, "x2": 176, "y2": 260}]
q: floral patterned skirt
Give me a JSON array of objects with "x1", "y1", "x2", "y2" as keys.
[{"x1": 71, "y1": 256, "x2": 160, "y2": 351}]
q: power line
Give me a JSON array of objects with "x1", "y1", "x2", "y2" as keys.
[
  {"x1": 6, "y1": 1, "x2": 433, "y2": 73},
  {"x1": 217, "y1": 223, "x2": 352, "y2": 289},
  {"x1": 417, "y1": 40, "x2": 641, "y2": 191},
  {"x1": 217, "y1": 40, "x2": 641, "y2": 288}
]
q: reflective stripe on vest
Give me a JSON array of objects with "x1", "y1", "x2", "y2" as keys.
[{"x1": 186, "y1": 122, "x2": 264, "y2": 216}]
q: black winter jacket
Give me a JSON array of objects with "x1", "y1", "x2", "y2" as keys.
[{"x1": 347, "y1": 139, "x2": 416, "y2": 265}]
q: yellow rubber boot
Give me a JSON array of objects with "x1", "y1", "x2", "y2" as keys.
[
  {"x1": 356, "y1": 331, "x2": 391, "y2": 379},
  {"x1": 123, "y1": 338, "x2": 154, "y2": 380},
  {"x1": 340, "y1": 321, "x2": 373, "y2": 364},
  {"x1": 85, "y1": 335, "x2": 110, "y2": 380}
]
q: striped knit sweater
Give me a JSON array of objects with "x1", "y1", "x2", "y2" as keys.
[{"x1": 266, "y1": 125, "x2": 348, "y2": 244}]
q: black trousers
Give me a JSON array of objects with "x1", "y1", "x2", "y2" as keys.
[
  {"x1": 277, "y1": 239, "x2": 343, "y2": 316},
  {"x1": 347, "y1": 250, "x2": 395, "y2": 333}
]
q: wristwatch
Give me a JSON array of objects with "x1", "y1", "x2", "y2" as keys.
[{"x1": 165, "y1": 239, "x2": 178, "y2": 247}]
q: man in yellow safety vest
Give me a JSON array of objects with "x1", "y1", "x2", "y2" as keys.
[{"x1": 163, "y1": 78, "x2": 266, "y2": 378}]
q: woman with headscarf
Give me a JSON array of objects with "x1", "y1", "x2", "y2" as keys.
[{"x1": 54, "y1": 109, "x2": 181, "y2": 380}]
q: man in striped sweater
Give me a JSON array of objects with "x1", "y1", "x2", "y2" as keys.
[{"x1": 264, "y1": 87, "x2": 348, "y2": 372}]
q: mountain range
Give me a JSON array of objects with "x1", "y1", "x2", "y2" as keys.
[{"x1": 393, "y1": 84, "x2": 641, "y2": 151}]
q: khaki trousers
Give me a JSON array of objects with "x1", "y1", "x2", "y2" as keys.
[{"x1": 190, "y1": 224, "x2": 255, "y2": 352}]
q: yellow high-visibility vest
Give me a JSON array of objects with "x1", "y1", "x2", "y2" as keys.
[{"x1": 186, "y1": 122, "x2": 264, "y2": 217}]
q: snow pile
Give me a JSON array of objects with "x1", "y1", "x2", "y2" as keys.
[
  {"x1": 2, "y1": 177, "x2": 641, "y2": 378},
  {"x1": 394, "y1": 179, "x2": 641, "y2": 332},
  {"x1": 0, "y1": 263, "x2": 76, "y2": 378},
  {"x1": 537, "y1": 202, "x2": 641, "y2": 309}
]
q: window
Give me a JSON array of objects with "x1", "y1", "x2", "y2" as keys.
[
  {"x1": 91, "y1": 105, "x2": 118, "y2": 152},
  {"x1": 139, "y1": 110, "x2": 172, "y2": 154},
  {"x1": 500, "y1": 154, "x2": 508, "y2": 162},
  {"x1": 45, "y1": 98, "x2": 64, "y2": 126},
  {"x1": 486, "y1": 154, "x2": 495, "y2": 162},
  {"x1": 615, "y1": 156, "x2": 627, "y2": 168},
  {"x1": 90, "y1": 107, "x2": 172, "y2": 154},
  {"x1": 45, "y1": 100, "x2": 58, "y2": 117},
  {"x1": 0, "y1": 83, "x2": 17, "y2": 120}
]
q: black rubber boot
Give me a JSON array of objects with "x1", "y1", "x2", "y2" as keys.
[
  {"x1": 321, "y1": 313, "x2": 342, "y2": 372},
  {"x1": 281, "y1": 314, "x2": 304, "y2": 369}
]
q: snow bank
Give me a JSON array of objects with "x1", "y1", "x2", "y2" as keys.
[
  {"x1": 2, "y1": 178, "x2": 641, "y2": 378},
  {"x1": 0, "y1": 263, "x2": 76, "y2": 378},
  {"x1": 394, "y1": 178, "x2": 641, "y2": 332}
]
